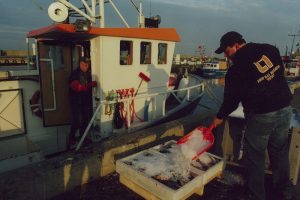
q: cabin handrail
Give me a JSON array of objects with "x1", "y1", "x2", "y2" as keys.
[
  {"x1": 75, "y1": 82, "x2": 205, "y2": 151},
  {"x1": 39, "y1": 58, "x2": 57, "y2": 111},
  {"x1": 95, "y1": 83, "x2": 204, "y2": 105}
]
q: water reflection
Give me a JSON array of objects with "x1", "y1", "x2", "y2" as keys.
[{"x1": 193, "y1": 77, "x2": 225, "y2": 115}]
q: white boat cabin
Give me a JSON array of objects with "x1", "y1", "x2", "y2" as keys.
[{"x1": 27, "y1": 24, "x2": 180, "y2": 138}]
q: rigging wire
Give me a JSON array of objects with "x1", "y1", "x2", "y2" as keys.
[{"x1": 129, "y1": 0, "x2": 140, "y2": 13}]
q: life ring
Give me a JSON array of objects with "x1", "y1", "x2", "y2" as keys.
[{"x1": 29, "y1": 90, "x2": 42, "y2": 118}]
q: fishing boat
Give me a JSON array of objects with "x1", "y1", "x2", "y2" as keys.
[
  {"x1": 0, "y1": 0, "x2": 204, "y2": 173},
  {"x1": 1, "y1": 2, "x2": 300, "y2": 200},
  {"x1": 201, "y1": 60, "x2": 228, "y2": 77},
  {"x1": 284, "y1": 57, "x2": 300, "y2": 82}
]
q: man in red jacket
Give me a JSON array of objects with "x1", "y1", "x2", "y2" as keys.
[
  {"x1": 68, "y1": 57, "x2": 97, "y2": 148},
  {"x1": 213, "y1": 32, "x2": 295, "y2": 200}
]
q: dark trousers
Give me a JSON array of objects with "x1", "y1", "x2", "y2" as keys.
[
  {"x1": 244, "y1": 106, "x2": 292, "y2": 200},
  {"x1": 69, "y1": 101, "x2": 91, "y2": 140}
]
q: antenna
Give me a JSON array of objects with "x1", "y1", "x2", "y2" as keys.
[
  {"x1": 288, "y1": 30, "x2": 300, "y2": 58},
  {"x1": 149, "y1": 0, "x2": 152, "y2": 17},
  {"x1": 130, "y1": 0, "x2": 140, "y2": 13}
]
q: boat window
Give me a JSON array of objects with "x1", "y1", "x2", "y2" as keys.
[
  {"x1": 140, "y1": 42, "x2": 151, "y2": 64},
  {"x1": 72, "y1": 45, "x2": 82, "y2": 69},
  {"x1": 158, "y1": 43, "x2": 167, "y2": 64},
  {"x1": 40, "y1": 45, "x2": 64, "y2": 70},
  {"x1": 120, "y1": 41, "x2": 133, "y2": 65}
]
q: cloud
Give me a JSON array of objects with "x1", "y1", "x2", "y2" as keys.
[
  {"x1": 151, "y1": 0, "x2": 264, "y2": 12},
  {"x1": 1, "y1": 0, "x2": 299, "y2": 55},
  {"x1": 150, "y1": 0, "x2": 300, "y2": 16},
  {"x1": 0, "y1": 25, "x2": 28, "y2": 34},
  {"x1": 0, "y1": 30, "x2": 27, "y2": 34}
]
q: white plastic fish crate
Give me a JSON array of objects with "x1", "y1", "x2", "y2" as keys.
[{"x1": 116, "y1": 140, "x2": 225, "y2": 200}]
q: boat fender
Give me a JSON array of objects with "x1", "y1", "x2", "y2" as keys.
[
  {"x1": 114, "y1": 89, "x2": 124, "y2": 129},
  {"x1": 29, "y1": 90, "x2": 42, "y2": 118},
  {"x1": 113, "y1": 102, "x2": 123, "y2": 129},
  {"x1": 177, "y1": 76, "x2": 188, "y2": 99},
  {"x1": 104, "y1": 90, "x2": 115, "y2": 116}
]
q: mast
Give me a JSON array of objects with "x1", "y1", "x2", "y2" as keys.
[{"x1": 288, "y1": 31, "x2": 300, "y2": 58}]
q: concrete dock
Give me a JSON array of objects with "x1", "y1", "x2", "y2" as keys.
[
  {"x1": 1, "y1": 82, "x2": 300, "y2": 200},
  {"x1": 0, "y1": 110, "x2": 216, "y2": 200}
]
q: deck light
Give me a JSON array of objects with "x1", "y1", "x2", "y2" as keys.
[{"x1": 74, "y1": 19, "x2": 91, "y2": 32}]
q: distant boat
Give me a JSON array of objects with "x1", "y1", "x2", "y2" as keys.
[
  {"x1": 283, "y1": 57, "x2": 300, "y2": 82},
  {"x1": 202, "y1": 61, "x2": 228, "y2": 77}
]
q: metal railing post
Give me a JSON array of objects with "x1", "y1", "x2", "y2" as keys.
[
  {"x1": 126, "y1": 99, "x2": 131, "y2": 128},
  {"x1": 76, "y1": 103, "x2": 102, "y2": 151}
]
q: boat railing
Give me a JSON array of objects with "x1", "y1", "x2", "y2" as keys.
[{"x1": 75, "y1": 82, "x2": 205, "y2": 151}]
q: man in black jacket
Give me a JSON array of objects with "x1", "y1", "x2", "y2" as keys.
[
  {"x1": 213, "y1": 31, "x2": 295, "y2": 200},
  {"x1": 68, "y1": 57, "x2": 96, "y2": 148}
]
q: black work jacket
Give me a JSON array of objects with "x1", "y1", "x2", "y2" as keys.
[
  {"x1": 217, "y1": 43, "x2": 292, "y2": 119},
  {"x1": 69, "y1": 68, "x2": 93, "y2": 107}
]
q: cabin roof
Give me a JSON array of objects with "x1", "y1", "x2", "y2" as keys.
[{"x1": 27, "y1": 24, "x2": 181, "y2": 42}]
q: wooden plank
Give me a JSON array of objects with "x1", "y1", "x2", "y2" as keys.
[
  {"x1": 116, "y1": 141, "x2": 225, "y2": 200},
  {"x1": 194, "y1": 186, "x2": 204, "y2": 196},
  {"x1": 120, "y1": 175, "x2": 205, "y2": 200},
  {"x1": 116, "y1": 152, "x2": 178, "y2": 200},
  {"x1": 190, "y1": 153, "x2": 225, "y2": 185},
  {"x1": 202, "y1": 156, "x2": 225, "y2": 184},
  {"x1": 179, "y1": 185, "x2": 204, "y2": 200},
  {"x1": 120, "y1": 175, "x2": 161, "y2": 200},
  {"x1": 117, "y1": 154, "x2": 205, "y2": 200},
  {"x1": 289, "y1": 127, "x2": 300, "y2": 185}
]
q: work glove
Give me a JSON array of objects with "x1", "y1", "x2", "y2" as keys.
[
  {"x1": 70, "y1": 80, "x2": 88, "y2": 92},
  {"x1": 212, "y1": 117, "x2": 223, "y2": 127},
  {"x1": 87, "y1": 81, "x2": 97, "y2": 88}
]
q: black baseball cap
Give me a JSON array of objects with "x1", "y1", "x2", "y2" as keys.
[{"x1": 215, "y1": 31, "x2": 244, "y2": 54}]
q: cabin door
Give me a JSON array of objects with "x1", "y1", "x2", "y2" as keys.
[{"x1": 38, "y1": 41, "x2": 72, "y2": 126}]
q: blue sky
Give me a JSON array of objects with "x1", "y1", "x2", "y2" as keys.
[{"x1": 1, "y1": 0, "x2": 300, "y2": 57}]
